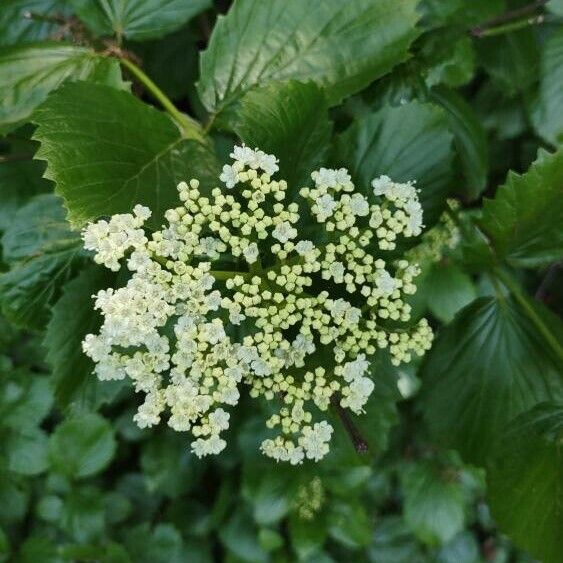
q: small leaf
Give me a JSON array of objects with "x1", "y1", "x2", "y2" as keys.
[
  {"x1": 48, "y1": 412, "x2": 116, "y2": 478},
  {"x1": 289, "y1": 512, "x2": 328, "y2": 559},
  {"x1": 0, "y1": 194, "x2": 83, "y2": 329},
  {"x1": 198, "y1": 0, "x2": 420, "y2": 114},
  {"x1": 487, "y1": 403, "x2": 563, "y2": 563},
  {"x1": 421, "y1": 297, "x2": 563, "y2": 466},
  {"x1": 69, "y1": 0, "x2": 212, "y2": 41},
  {"x1": 478, "y1": 149, "x2": 563, "y2": 268},
  {"x1": 532, "y1": 27, "x2": 563, "y2": 145},
  {"x1": 401, "y1": 462, "x2": 466, "y2": 546},
  {"x1": 44, "y1": 264, "x2": 114, "y2": 407},
  {"x1": 430, "y1": 86, "x2": 489, "y2": 200},
  {"x1": 0, "y1": 43, "x2": 125, "y2": 135},
  {"x1": 33, "y1": 81, "x2": 220, "y2": 228},
  {"x1": 232, "y1": 80, "x2": 332, "y2": 190},
  {"x1": 334, "y1": 101, "x2": 454, "y2": 225}
]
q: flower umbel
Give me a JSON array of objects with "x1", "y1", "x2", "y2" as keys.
[{"x1": 82, "y1": 145, "x2": 433, "y2": 463}]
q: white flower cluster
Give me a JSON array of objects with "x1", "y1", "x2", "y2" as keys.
[{"x1": 82, "y1": 145, "x2": 433, "y2": 464}]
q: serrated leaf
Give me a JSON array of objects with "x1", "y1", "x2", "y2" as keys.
[
  {"x1": 48, "y1": 412, "x2": 116, "y2": 478},
  {"x1": 532, "y1": 27, "x2": 563, "y2": 145},
  {"x1": 44, "y1": 265, "x2": 114, "y2": 407},
  {"x1": 69, "y1": 0, "x2": 211, "y2": 41},
  {"x1": 198, "y1": 0, "x2": 420, "y2": 115},
  {"x1": 33, "y1": 81, "x2": 220, "y2": 228},
  {"x1": 232, "y1": 80, "x2": 332, "y2": 189},
  {"x1": 478, "y1": 149, "x2": 563, "y2": 268},
  {"x1": 0, "y1": 194, "x2": 84, "y2": 329},
  {"x1": 0, "y1": 43, "x2": 125, "y2": 135},
  {"x1": 0, "y1": 159, "x2": 51, "y2": 232},
  {"x1": 0, "y1": 1, "x2": 71, "y2": 47},
  {"x1": 334, "y1": 101, "x2": 454, "y2": 225},
  {"x1": 421, "y1": 297, "x2": 563, "y2": 466},
  {"x1": 327, "y1": 500, "x2": 372, "y2": 548},
  {"x1": 401, "y1": 462, "x2": 466, "y2": 546},
  {"x1": 487, "y1": 403, "x2": 563, "y2": 563},
  {"x1": 430, "y1": 86, "x2": 489, "y2": 200}
]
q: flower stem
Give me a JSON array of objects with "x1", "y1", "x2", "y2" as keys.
[{"x1": 118, "y1": 57, "x2": 204, "y2": 142}]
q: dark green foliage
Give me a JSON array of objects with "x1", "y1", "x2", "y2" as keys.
[{"x1": 1, "y1": 0, "x2": 562, "y2": 561}]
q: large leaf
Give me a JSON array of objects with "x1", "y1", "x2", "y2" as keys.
[
  {"x1": 400, "y1": 462, "x2": 466, "y2": 546},
  {"x1": 421, "y1": 297, "x2": 563, "y2": 465},
  {"x1": 532, "y1": 27, "x2": 563, "y2": 145},
  {"x1": 33, "y1": 81, "x2": 220, "y2": 228},
  {"x1": 0, "y1": 1, "x2": 70, "y2": 47},
  {"x1": 48, "y1": 412, "x2": 116, "y2": 479},
  {"x1": 232, "y1": 80, "x2": 332, "y2": 189},
  {"x1": 198, "y1": 0, "x2": 420, "y2": 114},
  {"x1": 68, "y1": 0, "x2": 211, "y2": 41},
  {"x1": 0, "y1": 159, "x2": 50, "y2": 231},
  {"x1": 487, "y1": 403, "x2": 563, "y2": 563},
  {"x1": 430, "y1": 86, "x2": 488, "y2": 200},
  {"x1": 0, "y1": 194, "x2": 83, "y2": 329},
  {"x1": 0, "y1": 43, "x2": 125, "y2": 135},
  {"x1": 478, "y1": 149, "x2": 563, "y2": 268},
  {"x1": 334, "y1": 101, "x2": 454, "y2": 225},
  {"x1": 44, "y1": 265, "x2": 114, "y2": 407}
]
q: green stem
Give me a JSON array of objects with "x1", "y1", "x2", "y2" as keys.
[
  {"x1": 473, "y1": 14, "x2": 545, "y2": 37},
  {"x1": 494, "y1": 267, "x2": 563, "y2": 362},
  {"x1": 118, "y1": 57, "x2": 204, "y2": 141}
]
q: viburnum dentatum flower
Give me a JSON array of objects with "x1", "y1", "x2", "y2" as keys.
[{"x1": 81, "y1": 145, "x2": 433, "y2": 464}]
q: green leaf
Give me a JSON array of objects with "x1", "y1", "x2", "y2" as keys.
[
  {"x1": 33, "y1": 81, "x2": 220, "y2": 228},
  {"x1": 430, "y1": 86, "x2": 489, "y2": 200},
  {"x1": 334, "y1": 101, "x2": 454, "y2": 225},
  {"x1": 68, "y1": 0, "x2": 211, "y2": 41},
  {"x1": 0, "y1": 1, "x2": 71, "y2": 47},
  {"x1": 487, "y1": 403, "x2": 563, "y2": 563},
  {"x1": 44, "y1": 264, "x2": 114, "y2": 407},
  {"x1": 126, "y1": 524, "x2": 186, "y2": 563},
  {"x1": 232, "y1": 80, "x2": 332, "y2": 189},
  {"x1": 48, "y1": 412, "x2": 116, "y2": 478},
  {"x1": 532, "y1": 28, "x2": 563, "y2": 145},
  {"x1": 60, "y1": 487, "x2": 106, "y2": 543},
  {"x1": 477, "y1": 28, "x2": 540, "y2": 97},
  {"x1": 478, "y1": 149, "x2": 563, "y2": 268},
  {"x1": 400, "y1": 462, "x2": 466, "y2": 546},
  {"x1": 368, "y1": 516, "x2": 424, "y2": 563},
  {"x1": 1, "y1": 374, "x2": 53, "y2": 429},
  {"x1": 0, "y1": 159, "x2": 50, "y2": 232},
  {"x1": 140, "y1": 431, "x2": 203, "y2": 497},
  {"x1": 198, "y1": 0, "x2": 420, "y2": 114},
  {"x1": 424, "y1": 263, "x2": 476, "y2": 324},
  {"x1": 421, "y1": 297, "x2": 563, "y2": 466},
  {"x1": 327, "y1": 500, "x2": 372, "y2": 548},
  {"x1": 0, "y1": 194, "x2": 83, "y2": 329},
  {"x1": 419, "y1": 0, "x2": 505, "y2": 27},
  {"x1": 289, "y1": 511, "x2": 328, "y2": 560},
  {"x1": 548, "y1": 0, "x2": 563, "y2": 15},
  {"x1": 6, "y1": 427, "x2": 49, "y2": 476},
  {"x1": 0, "y1": 43, "x2": 125, "y2": 135},
  {"x1": 421, "y1": 33, "x2": 475, "y2": 88},
  {"x1": 219, "y1": 510, "x2": 268, "y2": 563}
]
